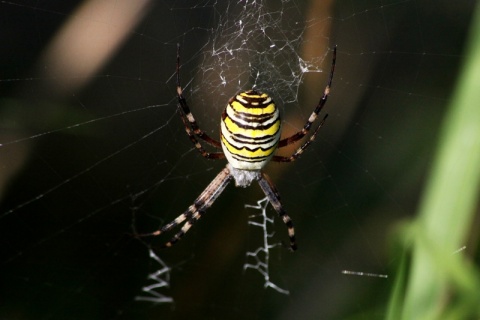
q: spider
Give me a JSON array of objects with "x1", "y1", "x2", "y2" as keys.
[{"x1": 141, "y1": 44, "x2": 336, "y2": 251}]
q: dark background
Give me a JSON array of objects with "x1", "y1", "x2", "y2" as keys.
[{"x1": 0, "y1": 1, "x2": 476, "y2": 319}]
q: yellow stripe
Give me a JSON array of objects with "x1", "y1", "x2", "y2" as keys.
[
  {"x1": 230, "y1": 100, "x2": 276, "y2": 115},
  {"x1": 239, "y1": 92, "x2": 268, "y2": 99},
  {"x1": 224, "y1": 116, "x2": 280, "y2": 137},
  {"x1": 221, "y1": 135, "x2": 276, "y2": 158}
]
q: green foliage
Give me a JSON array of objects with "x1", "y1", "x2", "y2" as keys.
[{"x1": 388, "y1": 3, "x2": 480, "y2": 319}]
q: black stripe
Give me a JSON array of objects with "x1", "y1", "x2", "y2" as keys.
[
  {"x1": 225, "y1": 114, "x2": 279, "y2": 130},
  {"x1": 229, "y1": 153, "x2": 270, "y2": 162},
  {"x1": 231, "y1": 94, "x2": 272, "y2": 106},
  {"x1": 229, "y1": 109, "x2": 277, "y2": 122},
  {"x1": 230, "y1": 134, "x2": 278, "y2": 145},
  {"x1": 222, "y1": 136, "x2": 276, "y2": 152}
]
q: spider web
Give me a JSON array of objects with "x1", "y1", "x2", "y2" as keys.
[
  {"x1": 0, "y1": 0, "x2": 475, "y2": 319},
  {"x1": 244, "y1": 197, "x2": 296, "y2": 295}
]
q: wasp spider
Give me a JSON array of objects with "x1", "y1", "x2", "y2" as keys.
[{"x1": 142, "y1": 45, "x2": 336, "y2": 251}]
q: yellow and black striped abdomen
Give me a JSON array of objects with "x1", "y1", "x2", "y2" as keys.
[{"x1": 221, "y1": 90, "x2": 281, "y2": 170}]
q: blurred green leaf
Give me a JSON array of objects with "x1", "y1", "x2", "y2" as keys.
[{"x1": 389, "y1": 2, "x2": 480, "y2": 319}]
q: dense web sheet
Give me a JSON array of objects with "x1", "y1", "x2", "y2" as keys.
[{"x1": 0, "y1": 0, "x2": 475, "y2": 319}]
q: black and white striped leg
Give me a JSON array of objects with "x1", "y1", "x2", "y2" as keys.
[
  {"x1": 138, "y1": 166, "x2": 232, "y2": 248},
  {"x1": 257, "y1": 172, "x2": 297, "y2": 251},
  {"x1": 178, "y1": 106, "x2": 225, "y2": 160},
  {"x1": 176, "y1": 43, "x2": 223, "y2": 151},
  {"x1": 272, "y1": 114, "x2": 328, "y2": 162},
  {"x1": 277, "y1": 45, "x2": 336, "y2": 149}
]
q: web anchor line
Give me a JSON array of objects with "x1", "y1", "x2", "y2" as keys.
[
  {"x1": 341, "y1": 270, "x2": 388, "y2": 279},
  {"x1": 244, "y1": 197, "x2": 290, "y2": 295}
]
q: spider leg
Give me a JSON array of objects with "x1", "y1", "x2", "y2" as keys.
[
  {"x1": 176, "y1": 44, "x2": 223, "y2": 151},
  {"x1": 162, "y1": 210, "x2": 204, "y2": 247},
  {"x1": 138, "y1": 166, "x2": 232, "y2": 248},
  {"x1": 276, "y1": 46, "x2": 336, "y2": 150},
  {"x1": 178, "y1": 106, "x2": 225, "y2": 160},
  {"x1": 272, "y1": 114, "x2": 328, "y2": 162},
  {"x1": 257, "y1": 172, "x2": 297, "y2": 251}
]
